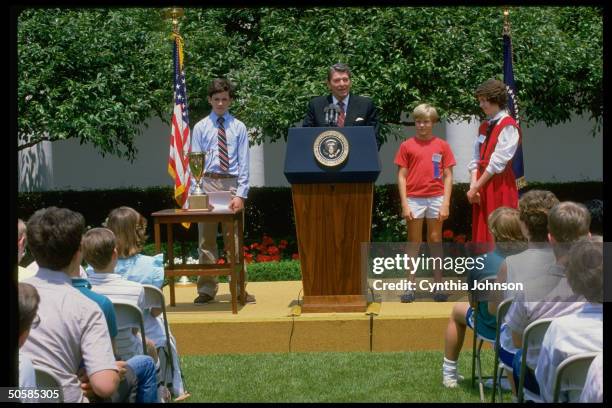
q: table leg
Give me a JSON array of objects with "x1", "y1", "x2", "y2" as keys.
[
  {"x1": 238, "y1": 214, "x2": 246, "y2": 305},
  {"x1": 228, "y1": 219, "x2": 237, "y2": 314},
  {"x1": 154, "y1": 221, "x2": 161, "y2": 253},
  {"x1": 167, "y1": 224, "x2": 175, "y2": 307},
  {"x1": 170, "y1": 278, "x2": 176, "y2": 307}
]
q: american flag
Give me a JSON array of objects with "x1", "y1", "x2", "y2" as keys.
[
  {"x1": 503, "y1": 21, "x2": 527, "y2": 191},
  {"x1": 168, "y1": 33, "x2": 191, "y2": 209}
]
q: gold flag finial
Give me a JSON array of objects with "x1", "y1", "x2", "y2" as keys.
[
  {"x1": 503, "y1": 8, "x2": 511, "y2": 36},
  {"x1": 163, "y1": 7, "x2": 185, "y2": 34}
]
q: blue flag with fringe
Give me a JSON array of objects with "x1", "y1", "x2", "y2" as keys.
[{"x1": 503, "y1": 30, "x2": 527, "y2": 191}]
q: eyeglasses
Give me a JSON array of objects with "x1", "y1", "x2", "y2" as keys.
[{"x1": 31, "y1": 314, "x2": 41, "y2": 330}]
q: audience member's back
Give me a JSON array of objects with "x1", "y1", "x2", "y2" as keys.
[
  {"x1": 20, "y1": 207, "x2": 117, "y2": 402},
  {"x1": 535, "y1": 237, "x2": 603, "y2": 402},
  {"x1": 82, "y1": 227, "x2": 148, "y2": 361},
  {"x1": 502, "y1": 201, "x2": 592, "y2": 367},
  {"x1": 504, "y1": 190, "x2": 559, "y2": 299}
]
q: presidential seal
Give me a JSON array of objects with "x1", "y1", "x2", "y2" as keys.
[{"x1": 313, "y1": 130, "x2": 349, "y2": 168}]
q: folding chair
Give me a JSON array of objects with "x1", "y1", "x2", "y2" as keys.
[
  {"x1": 490, "y1": 297, "x2": 513, "y2": 403},
  {"x1": 517, "y1": 317, "x2": 555, "y2": 403},
  {"x1": 33, "y1": 365, "x2": 64, "y2": 402},
  {"x1": 552, "y1": 352, "x2": 599, "y2": 403},
  {"x1": 470, "y1": 277, "x2": 497, "y2": 402},
  {"x1": 112, "y1": 301, "x2": 148, "y2": 356},
  {"x1": 141, "y1": 284, "x2": 174, "y2": 386}
]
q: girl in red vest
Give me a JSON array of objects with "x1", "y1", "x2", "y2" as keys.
[{"x1": 467, "y1": 79, "x2": 521, "y2": 245}]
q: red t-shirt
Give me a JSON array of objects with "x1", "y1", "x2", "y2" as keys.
[{"x1": 394, "y1": 136, "x2": 456, "y2": 197}]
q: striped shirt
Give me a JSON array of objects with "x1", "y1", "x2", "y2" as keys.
[
  {"x1": 502, "y1": 263, "x2": 585, "y2": 365},
  {"x1": 88, "y1": 272, "x2": 146, "y2": 361}
]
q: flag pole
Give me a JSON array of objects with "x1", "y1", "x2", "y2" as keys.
[{"x1": 164, "y1": 8, "x2": 192, "y2": 286}]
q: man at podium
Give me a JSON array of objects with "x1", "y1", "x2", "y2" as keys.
[{"x1": 302, "y1": 62, "x2": 382, "y2": 150}]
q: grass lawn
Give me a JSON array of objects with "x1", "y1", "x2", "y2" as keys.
[{"x1": 178, "y1": 349, "x2": 502, "y2": 403}]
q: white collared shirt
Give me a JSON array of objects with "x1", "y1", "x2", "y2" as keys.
[
  {"x1": 332, "y1": 94, "x2": 350, "y2": 112},
  {"x1": 579, "y1": 352, "x2": 603, "y2": 402},
  {"x1": 21, "y1": 268, "x2": 116, "y2": 403},
  {"x1": 535, "y1": 303, "x2": 603, "y2": 402},
  {"x1": 88, "y1": 272, "x2": 147, "y2": 360},
  {"x1": 468, "y1": 110, "x2": 519, "y2": 175}
]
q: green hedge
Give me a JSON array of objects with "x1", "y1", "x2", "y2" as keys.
[{"x1": 17, "y1": 182, "x2": 602, "y2": 244}]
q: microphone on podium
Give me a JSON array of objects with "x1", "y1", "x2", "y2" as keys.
[{"x1": 324, "y1": 104, "x2": 340, "y2": 127}]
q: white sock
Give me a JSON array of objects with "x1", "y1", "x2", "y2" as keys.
[{"x1": 443, "y1": 357, "x2": 458, "y2": 379}]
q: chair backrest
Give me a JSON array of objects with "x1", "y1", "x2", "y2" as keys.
[
  {"x1": 490, "y1": 297, "x2": 513, "y2": 403},
  {"x1": 33, "y1": 365, "x2": 64, "y2": 402},
  {"x1": 112, "y1": 301, "x2": 147, "y2": 355},
  {"x1": 141, "y1": 284, "x2": 164, "y2": 310},
  {"x1": 552, "y1": 352, "x2": 599, "y2": 403},
  {"x1": 141, "y1": 284, "x2": 174, "y2": 382},
  {"x1": 517, "y1": 317, "x2": 555, "y2": 402},
  {"x1": 494, "y1": 297, "x2": 513, "y2": 344}
]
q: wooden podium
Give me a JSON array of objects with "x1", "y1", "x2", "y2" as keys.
[{"x1": 284, "y1": 126, "x2": 380, "y2": 312}]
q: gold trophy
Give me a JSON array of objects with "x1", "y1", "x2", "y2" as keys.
[{"x1": 188, "y1": 152, "x2": 210, "y2": 210}]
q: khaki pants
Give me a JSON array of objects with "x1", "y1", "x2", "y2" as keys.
[{"x1": 196, "y1": 176, "x2": 241, "y2": 298}]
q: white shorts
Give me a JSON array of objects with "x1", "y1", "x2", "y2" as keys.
[{"x1": 406, "y1": 195, "x2": 444, "y2": 219}]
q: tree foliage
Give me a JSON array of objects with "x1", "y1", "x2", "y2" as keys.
[
  {"x1": 17, "y1": 8, "x2": 170, "y2": 160},
  {"x1": 17, "y1": 7, "x2": 603, "y2": 158}
]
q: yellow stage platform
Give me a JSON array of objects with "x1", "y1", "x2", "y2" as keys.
[{"x1": 163, "y1": 280, "x2": 482, "y2": 355}]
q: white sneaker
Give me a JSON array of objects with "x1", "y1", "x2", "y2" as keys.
[
  {"x1": 442, "y1": 373, "x2": 464, "y2": 388},
  {"x1": 443, "y1": 377, "x2": 459, "y2": 388}
]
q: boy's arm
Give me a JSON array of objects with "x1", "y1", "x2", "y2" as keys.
[
  {"x1": 439, "y1": 166, "x2": 453, "y2": 220},
  {"x1": 397, "y1": 167, "x2": 412, "y2": 220},
  {"x1": 232, "y1": 123, "x2": 249, "y2": 211}
]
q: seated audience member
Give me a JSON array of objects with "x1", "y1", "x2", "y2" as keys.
[
  {"x1": 18, "y1": 282, "x2": 40, "y2": 403},
  {"x1": 83, "y1": 226, "x2": 189, "y2": 401},
  {"x1": 535, "y1": 236, "x2": 603, "y2": 402},
  {"x1": 483, "y1": 190, "x2": 557, "y2": 395},
  {"x1": 502, "y1": 201, "x2": 591, "y2": 396},
  {"x1": 18, "y1": 219, "x2": 36, "y2": 281},
  {"x1": 82, "y1": 228, "x2": 157, "y2": 361},
  {"x1": 442, "y1": 207, "x2": 526, "y2": 388},
  {"x1": 579, "y1": 352, "x2": 603, "y2": 403},
  {"x1": 103, "y1": 206, "x2": 164, "y2": 288},
  {"x1": 75, "y1": 227, "x2": 160, "y2": 403},
  {"x1": 20, "y1": 207, "x2": 119, "y2": 403}
]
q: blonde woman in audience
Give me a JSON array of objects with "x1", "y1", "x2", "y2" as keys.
[
  {"x1": 104, "y1": 206, "x2": 164, "y2": 288},
  {"x1": 101, "y1": 207, "x2": 189, "y2": 400}
]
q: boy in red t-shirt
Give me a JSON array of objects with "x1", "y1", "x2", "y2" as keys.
[{"x1": 394, "y1": 104, "x2": 456, "y2": 302}]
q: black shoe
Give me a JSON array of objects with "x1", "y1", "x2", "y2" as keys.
[
  {"x1": 400, "y1": 290, "x2": 416, "y2": 303},
  {"x1": 194, "y1": 294, "x2": 214, "y2": 304},
  {"x1": 433, "y1": 292, "x2": 449, "y2": 302}
]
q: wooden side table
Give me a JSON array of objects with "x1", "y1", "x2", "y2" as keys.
[{"x1": 151, "y1": 208, "x2": 246, "y2": 313}]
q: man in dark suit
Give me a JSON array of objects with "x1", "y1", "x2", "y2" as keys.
[{"x1": 303, "y1": 62, "x2": 382, "y2": 150}]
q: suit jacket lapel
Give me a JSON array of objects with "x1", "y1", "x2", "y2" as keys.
[{"x1": 344, "y1": 94, "x2": 357, "y2": 125}]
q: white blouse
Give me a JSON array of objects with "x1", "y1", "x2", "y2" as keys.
[{"x1": 468, "y1": 110, "x2": 519, "y2": 175}]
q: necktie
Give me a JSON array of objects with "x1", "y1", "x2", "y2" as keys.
[
  {"x1": 337, "y1": 100, "x2": 345, "y2": 128},
  {"x1": 217, "y1": 116, "x2": 229, "y2": 173}
]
